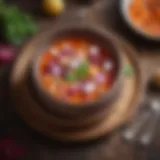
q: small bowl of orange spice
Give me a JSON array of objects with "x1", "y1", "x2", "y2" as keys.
[
  {"x1": 121, "y1": 0, "x2": 160, "y2": 40},
  {"x1": 31, "y1": 24, "x2": 123, "y2": 120}
]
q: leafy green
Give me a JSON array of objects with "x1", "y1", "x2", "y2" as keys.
[
  {"x1": 65, "y1": 61, "x2": 89, "y2": 82},
  {"x1": 123, "y1": 65, "x2": 134, "y2": 77},
  {"x1": 75, "y1": 61, "x2": 88, "y2": 80},
  {"x1": 0, "y1": 2, "x2": 38, "y2": 45},
  {"x1": 65, "y1": 72, "x2": 77, "y2": 82}
]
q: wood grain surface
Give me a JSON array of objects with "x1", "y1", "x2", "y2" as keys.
[
  {"x1": 0, "y1": 0, "x2": 160, "y2": 160},
  {"x1": 9, "y1": 28, "x2": 143, "y2": 142}
]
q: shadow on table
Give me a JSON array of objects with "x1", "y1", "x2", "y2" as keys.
[{"x1": 0, "y1": 66, "x2": 123, "y2": 160}]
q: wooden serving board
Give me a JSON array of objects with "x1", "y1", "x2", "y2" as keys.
[
  {"x1": 10, "y1": 27, "x2": 144, "y2": 142},
  {"x1": 1, "y1": 0, "x2": 159, "y2": 159}
]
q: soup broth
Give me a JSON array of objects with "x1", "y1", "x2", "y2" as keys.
[{"x1": 39, "y1": 37, "x2": 117, "y2": 104}]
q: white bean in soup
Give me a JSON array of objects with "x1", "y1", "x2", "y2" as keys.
[{"x1": 39, "y1": 36, "x2": 117, "y2": 104}]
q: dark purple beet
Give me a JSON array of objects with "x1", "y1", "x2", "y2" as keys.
[
  {"x1": 0, "y1": 137, "x2": 26, "y2": 160},
  {"x1": 44, "y1": 61, "x2": 62, "y2": 76},
  {"x1": 0, "y1": 45, "x2": 15, "y2": 63},
  {"x1": 88, "y1": 54, "x2": 101, "y2": 65},
  {"x1": 61, "y1": 66, "x2": 70, "y2": 78}
]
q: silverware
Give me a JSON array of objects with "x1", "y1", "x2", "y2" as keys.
[
  {"x1": 139, "y1": 99, "x2": 160, "y2": 145},
  {"x1": 122, "y1": 98, "x2": 160, "y2": 146},
  {"x1": 122, "y1": 70, "x2": 160, "y2": 146}
]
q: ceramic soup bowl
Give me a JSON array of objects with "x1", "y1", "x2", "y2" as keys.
[{"x1": 30, "y1": 23, "x2": 123, "y2": 120}]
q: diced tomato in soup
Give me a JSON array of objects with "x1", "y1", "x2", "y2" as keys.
[{"x1": 39, "y1": 37, "x2": 117, "y2": 104}]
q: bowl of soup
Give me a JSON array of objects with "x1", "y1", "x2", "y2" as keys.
[
  {"x1": 31, "y1": 24, "x2": 123, "y2": 118},
  {"x1": 121, "y1": 0, "x2": 160, "y2": 40}
]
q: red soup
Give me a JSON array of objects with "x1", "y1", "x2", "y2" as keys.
[{"x1": 39, "y1": 37, "x2": 117, "y2": 104}]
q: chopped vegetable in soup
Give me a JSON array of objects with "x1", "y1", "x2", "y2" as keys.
[{"x1": 39, "y1": 37, "x2": 117, "y2": 104}]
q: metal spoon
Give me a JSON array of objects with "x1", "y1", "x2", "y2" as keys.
[
  {"x1": 122, "y1": 108, "x2": 151, "y2": 142},
  {"x1": 122, "y1": 98, "x2": 160, "y2": 146},
  {"x1": 122, "y1": 75, "x2": 160, "y2": 146},
  {"x1": 139, "y1": 99, "x2": 160, "y2": 145}
]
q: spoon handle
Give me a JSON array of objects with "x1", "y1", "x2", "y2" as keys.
[
  {"x1": 139, "y1": 113, "x2": 160, "y2": 146},
  {"x1": 122, "y1": 110, "x2": 151, "y2": 142}
]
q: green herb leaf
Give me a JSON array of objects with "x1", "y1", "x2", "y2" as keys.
[
  {"x1": 74, "y1": 61, "x2": 88, "y2": 80},
  {"x1": 65, "y1": 61, "x2": 89, "y2": 81},
  {"x1": 123, "y1": 65, "x2": 134, "y2": 77},
  {"x1": 0, "y1": 2, "x2": 38, "y2": 45},
  {"x1": 65, "y1": 72, "x2": 77, "y2": 82}
]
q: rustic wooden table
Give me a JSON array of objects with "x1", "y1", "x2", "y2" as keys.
[{"x1": 1, "y1": 0, "x2": 160, "y2": 160}]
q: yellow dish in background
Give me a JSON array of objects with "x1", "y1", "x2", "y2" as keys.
[{"x1": 43, "y1": 0, "x2": 65, "y2": 16}]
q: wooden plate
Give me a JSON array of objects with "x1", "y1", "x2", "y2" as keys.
[{"x1": 9, "y1": 29, "x2": 144, "y2": 142}]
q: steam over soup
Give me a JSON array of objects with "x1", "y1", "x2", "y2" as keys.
[{"x1": 39, "y1": 37, "x2": 117, "y2": 104}]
